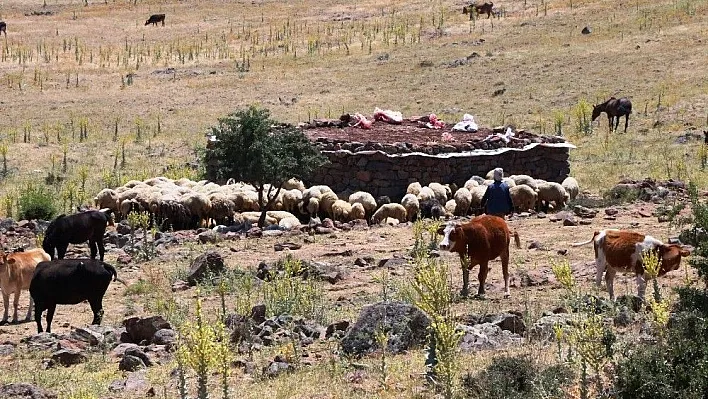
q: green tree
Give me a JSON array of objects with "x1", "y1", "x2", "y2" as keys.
[{"x1": 204, "y1": 106, "x2": 326, "y2": 227}]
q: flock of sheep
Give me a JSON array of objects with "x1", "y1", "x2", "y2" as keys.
[{"x1": 92, "y1": 172, "x2": 580, "y2": 231}]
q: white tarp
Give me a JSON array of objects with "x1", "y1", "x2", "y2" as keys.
[{"x1": 321, "y1": 142, "x2": 576, "y2": 159}]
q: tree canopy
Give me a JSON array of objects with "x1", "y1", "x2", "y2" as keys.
[{"x1": 203, "y1": 105, "x2": 327, "y2": 227}]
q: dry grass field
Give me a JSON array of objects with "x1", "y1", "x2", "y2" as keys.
[{"x1": 0, "y1": 0, "x2": 706, "y2": 398}]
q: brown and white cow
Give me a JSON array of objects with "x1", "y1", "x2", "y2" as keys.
[
  {"x1": 0, "y1": 248, "x2": 51, "y2": 324},
  {"x1": 437, "y1": 215, "x2": 521, "y2": 298},
  {"x1": 572, "y1": 229, "x2": 690, "y2": 300}
]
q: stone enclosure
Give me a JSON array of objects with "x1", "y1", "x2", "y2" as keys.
[{"x1": 303, "y1": 121, "x2": 575, "y2": 200}]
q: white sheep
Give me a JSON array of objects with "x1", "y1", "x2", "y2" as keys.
[
  {"x1": 281, "y1": 189, "x2": 303, "y2": 214},
  {"x1": 332, "y1": 200, "x2": 353, "y2": 222},
  {"x1": 94, "y1": 188, "x2": 120, "y2": 214},
  {"x1": 562, "y1": 177, "x2": 579, "y2": 201},
  {"x1": 445, "y1": 199, "x2": 457, "y2": 216},
  {"x1": 305, "y1": 197, "x2": 320, "y2": 218},
  {"x1": 537, "y1": 182, "x2": 569, "y2": 211},
  {"x1": 348, "y1": 191, "x2": 377, "y2": 217},
  {"x1": 319, "y1": 191, "x2": 339, "y2": 220},
  {"x1": 469, "y1": 186, "x2": 488, "y2": 214},
  {"x1": 282, "y1": 178, "x2": 306, "y2": 191},
  {"x1": 428, "y1": 183, "x2": 449, "y2": 203},
  {"x1": 180, "y1": 192, "x2": 212, "y2": 227},
  {"x1": 510, "y1": 174, "x2": 538, "y2": 190},
  {"x1": 502, "y1": 178, "x2": 516, "y2": 188},
  {"x1": 279, "y1": 216, "x2": 302, "y2": 230},
  {"x1": 208, "y1": 193, "x2": 236, "y2": 226},
  {"x1": 509, "y1": 185, "x2": 537, "y2": 212},
  {"x1": 350, "y1": 203, "x2": 366, "y2": 221},
  {"x1": 416, "y1": 186, "x2": 436, "y2": 202},
  {"x1": 406, "y1": 182, "x2": 422, "y2": 196},
  {"x1": 453, "y1": 187, "x2": 472, "y2": 216},
  {"x1": 463, "y1": 179, "x2": 480, "y2": 191},
  {"x1": 400, "y1": 194, "x2": 420, "y2": 222},
  {"x1": 371, "y1": 203, "x2": 408, "y2": 225}
]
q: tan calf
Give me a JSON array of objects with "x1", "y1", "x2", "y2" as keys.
[{"x1": 0, "y1": 248, "x2": 51, "y2": 323}]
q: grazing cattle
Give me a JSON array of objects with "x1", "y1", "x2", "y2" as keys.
[
  {"x1": 42, "y1": 208, "x2": 114, "y2": 262},
  {"x1": 0, "y1": 22, "x2": 6, "y2": 37},
  {"x1": 30, "y1": 259, "x2": 120, "y2": 333},
  {"x1": 592, "y1": 97, "x2": 633, "y2": 133},
  {"x1": 437, "y1": 215, "x2": 521, "y2": 298},
  {"x1": 0, "y1": 248, "x2": 50, "y2": 324},
  {"x1": 145, "y1": 14, "x2": 166, "y2": 26},
  {"x1": 572, "y1": 229, "x2": 690, "y2": 300},
  {"x1": 463, "y1": 2, "x2": 494, "y2": 19}
]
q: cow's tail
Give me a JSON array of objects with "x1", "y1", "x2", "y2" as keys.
[
  {"x1": 571, "y1": 231, "x2": 600, "y2": 247},
  {"x1": 512, "y1": 230, "x2": 521, "y2": 249},
  {"x1": 103, "y1": 263, "x2": 127, "y2": 286}
]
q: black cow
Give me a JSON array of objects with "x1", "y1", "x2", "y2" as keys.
[
  {"x1": 42, "y1": 209, "x2": 113, "y2": 262},
  {"x1": 30, "y1": 259, "x2": 119, "y2": 333},
  {"x1": 0, "y1": 22, "x2": 6, "y2": 37},
  {"x1": 145, "y1": 14, "x2": 166, "y2": 26}
]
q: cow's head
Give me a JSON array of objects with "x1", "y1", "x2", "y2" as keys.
[
  {"x1": 438, "y1": 222, "x2": 462, "y2": 251},
  {"x1": 657, "y1": 244, "x2": 692, "y2": 276}
]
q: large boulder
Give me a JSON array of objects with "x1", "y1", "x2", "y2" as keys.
[
  {"x1": 123, "y1": 316, "x2": 172, "y2": 344},
  {"x1": 528, "y1": 314, "x2": 575, "y2": 341},
  {"x1": 340, "y1": 301, "x2": 430, "y2": 356},
  {"x1": 187, "y1": 251, "x2": 225, "y2": 285},
  {"x1": 0, "y1": 383, "x2": 57, "y2": 399}
]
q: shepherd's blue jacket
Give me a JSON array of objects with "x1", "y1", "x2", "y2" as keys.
[{"x1": 480, "y1": 181, "x2": 514, "y2": 215}]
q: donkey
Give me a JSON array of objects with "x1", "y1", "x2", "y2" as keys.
[
  {"x1": 592, "y1": 97, "x2": 633, "y2": 133},
  {"x1": 463, "y1": 2, "x2": 494, "y2": 19}
]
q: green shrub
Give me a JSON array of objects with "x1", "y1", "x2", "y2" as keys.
[
  {"x1": 461, "y1": 354, "x2": 573, "y2": 399},
  {"x1": 17, "y1": 182, "x2": 57, "y2": 220}
]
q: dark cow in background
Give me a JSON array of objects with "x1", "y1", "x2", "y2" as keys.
[
  {"x1": 0, "y1": 22, "x2": 6, "y2": 37},
  {"x1": 42, "y1": 208, "x2": 113, "y2": 262},
  {"x1": 145, "y1": 14, "x2": 166, "y2": 26},
  {"x1": 463, "y1": 2, "x2": 494, "y2": 19},
  {"x1": 30, "y1": 259, "x2": 120, "y2": 333}
]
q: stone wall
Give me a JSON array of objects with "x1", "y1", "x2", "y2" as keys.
[{"x1": 306, "y1": 143, "x2": 574, "y2": 200}]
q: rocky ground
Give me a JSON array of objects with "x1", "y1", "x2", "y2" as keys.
[{"x1": 0, "y1": 180, "x2": 699, "y2": 398}]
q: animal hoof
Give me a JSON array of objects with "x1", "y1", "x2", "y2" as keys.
[
  {"x1": 0, "y1": 320, "x2": 7, "y2": 326},
  {"x1": 473, "y1": 293, "x2": 487, "y2": 300},
  {"x1": 459, "y1": 289, "x2": 470, "y2": 298}
]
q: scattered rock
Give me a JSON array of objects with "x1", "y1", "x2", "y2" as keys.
[
  {"x1": 341, "y1": 301, "x2": 430, "y2": 356},
  {"x1": 604, "y1": 215, "x2": 617, "y2": 221},
  {"x1": 51, "y1": 349, "x2": 87, "y2": 367},
  {"x1": 171, "y1": 280, "x2": 190, "y2": 292},
  {"x1": 581, "y1": 26, "x2": 592, "y2": 34},
  {"x1": 263, "y1": 356, "x2": 294, "y2": 378},
  {"x1": 21, "y1": 333, "x2": 59, "y2": 350},
  {"x1": 116, "y1": 252, "x2": 133, "y2": 264},
  {"x1": 111, "y1": 343, "x2": 140, "y2": 358},
  {"x1": 152, "y1": 329, "x2": 176, "y2": 346},
  {"x1": 354, "y1": 257, "x2": 368, "y2": 267},
  {"x1": 458, "y1": 323, "x2": 523, "y2": 351},
  {"x1": 637, "y1": 210, "x2": 652, "y2": 218},
  {"x1": 325, "y1": 320, "x2": 350, "y2": 338},
  {"x1": 251, "y1": 304, "x2": 267, "y2": 325},
  {"x1": 119, "y1": 355, "x2": 146, "y2": 372},
  {"x1": 605, "y1": 208, "x2": 619, "y2": 216},
  {"x1": 613, "y1": 306, "x2": 634, "y2": 327},
  {"x1": 124, "y1": 347, "x2": 153, "y2": 367},
  {"x1": 70, "y1": 327, "x2": 104, "y2": 346},
  {"x1": 527, "y1": 241, "x2": 546, "y2": 250},
  {"x1": 123, "y1": 316, "x2": 172, "y2": 344},
  {"x1": 579, "y1": 219, "x2": 593, "y2": 225},
  {"x1": 573, "y1": 205, "x2": 598, "y2": 219},
  {"x1": 116, "y1": 222, "x2": 132, "y2": 235},
  {"x1": 247, "y1": 227, "x2": 263, "y2": 237},
  {"x1": 528, "y1": 314, "x2": 575, "y2": 341},
  {"x1": 377, "y1": 258, "x2": 409, "y2": 269},
  {"x1": 274, "y1": 242, "x2": 302, "y2": 251},
  {"x1": 488, "y1": 313, "x2": 526, "y2": 335},
  {"x1": 186, "y1": 251, "x2": 225, "y2": 285},
  {"x1": 197, "y1": 230, "x2": 220, "y2": 244},
  {"x1": 563, "y1": 215, "x2": 577, "y2": 226},
  {"x1": 125, "y1": 370, "x2": 149, "y2": 392},
  {"x1": 0, "y1": 342, "x2": 15, "y2": 356},
  {"x1": 0, "y1": 383, "x2": 57, "y2": 399},
  {"x1": 557, "y1": 249, "x2": 568, "y2": 256}
]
